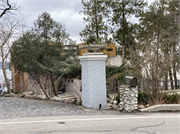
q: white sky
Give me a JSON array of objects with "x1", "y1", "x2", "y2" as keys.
[{"x1": 17, "y1": 0, "x2": 155, "y2": 44}]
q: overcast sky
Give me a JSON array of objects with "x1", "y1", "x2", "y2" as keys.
[{"x1": 17, "y1": 0, "x2": 155, "y2": 44}]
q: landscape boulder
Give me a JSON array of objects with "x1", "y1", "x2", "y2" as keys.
[{"x1": 50, "y1": 96, "x2": 61, "y2": 101}]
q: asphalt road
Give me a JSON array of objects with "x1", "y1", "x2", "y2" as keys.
[{"x1": 0, "y1": 113, "x2": 179, "y2": 134}]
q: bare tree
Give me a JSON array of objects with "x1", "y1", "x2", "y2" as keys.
[
  {"x1": 0, "y1": 0, "x2": 19, "y2": 18},
  {"x1": 128, "y1": 33, "x2": 174, "y2": 105},
  {"x1": 0, "y1": 0, "x2": 22, "y2": 93}
]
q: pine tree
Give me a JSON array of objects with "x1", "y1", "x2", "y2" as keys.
[
  {"x1": 79, "y1": 0, "x2": 109, "y2": 43},
  {"x1": 166, "y1": 0, "x2": 180, "y2": 89},
  {"x1": 138, "y1": 0, "x2": 180, "y2": 90},
  {"x1": 11, "y1": 12, "x2": 80, "y2": 98},
  {"x1": 108, "y1": 0, "x2": 147, "y2": 62}
]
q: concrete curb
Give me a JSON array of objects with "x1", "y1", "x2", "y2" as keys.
[{"x1": 139, "y1": 104, "x2": 180, "y2": 112}]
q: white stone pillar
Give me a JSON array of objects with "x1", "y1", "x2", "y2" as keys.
[{"x1": 79, "y1": 53, "x2": 107, "y2": 109}]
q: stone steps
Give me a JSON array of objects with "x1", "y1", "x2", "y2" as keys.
[{"x1": 58, "y1": 93, "x2": 76, "y2": 100}]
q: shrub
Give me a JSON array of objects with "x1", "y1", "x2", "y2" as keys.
[
  {"x1": 138, "y1": 91, "x2": 149, "y2": 105},
  {"x1": 14, "y1": 91, "x2": 22, "y2": 94},
  {"x1": 163, "y1": 93, "x2": 179, "y2": 104},
  {"x1": 115, "y1": 92, "x2": 120, "y2": 104},
  {"x1": 2, "y1": 91, "x2": 8, "y2": 96},
  {"x1": 138, "y1": 91, "x2": 180, "y2": 105}
]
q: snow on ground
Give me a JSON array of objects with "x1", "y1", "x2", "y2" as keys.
[{"x1": 0, "y1": 69, "x2": 11, "y2": 92}]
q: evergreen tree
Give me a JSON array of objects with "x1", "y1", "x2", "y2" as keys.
[
  {"x1": 137, "y1": 0, "x2": 180, "y2": 90},
  {"x1": 79, "y1": 0, "x2": 109, "y2": 43},
  {"x1": 108, "y1": 0, "x2": 147, "y2": 62},
  {"x1": 11, "y1": 12, "x2": 80, "y2": 98},
  {"x1": 166, "y1": 0, "x2": 179, "y2": 89},
  {"x1": 137, "y1": 0, "x2": 169, "y2": 89}
]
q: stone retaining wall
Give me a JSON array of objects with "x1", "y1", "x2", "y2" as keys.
[
  {"x1": 65, "y1": 78, "x2": 82, "y2": 100},
  {"x1": 119, "y1": 84, "x2": 138, "y2": 112}
]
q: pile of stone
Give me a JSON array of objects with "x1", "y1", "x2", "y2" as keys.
[
  {"x1": 107, "y1": 99, "x2": 120, "y2": 110},
  {"x1": 119, "y1": 84, "x2": 138, "y2": 112},
  {"x1": 50, "y1": 96, "x2": 82, "y2": 105},
  {"x1": 4, "y1": 92, "x2": 17, "y2": 97},
  {"x1": 3, "y1": 91, "x2": 82, "y2": 106}
]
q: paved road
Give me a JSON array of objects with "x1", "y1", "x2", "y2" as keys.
[
  {"x1": 0, "y1": 97, "x2": 121, "y2": 119},
  {"x1": 0, "y1": 98, "x2": 180, "y2": 134},
  {"x1": 0, "y1": 114, "x2": 179, "y2": 134}
]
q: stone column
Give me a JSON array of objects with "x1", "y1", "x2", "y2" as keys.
[
  {"x1": 79, "y1": 53, "x2": 107, "y2": 109},
  {"x1": 119, "y1": 84, "x2": 138, "y2": 112}
]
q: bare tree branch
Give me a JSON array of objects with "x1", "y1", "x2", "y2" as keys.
[{"x1": 0, "y1": 0, "x2": 19, "y2": 18}]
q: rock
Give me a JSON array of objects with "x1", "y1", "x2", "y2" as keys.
[
  {"x1": 14, "y1": 94, "x2": 18, "y2": 97},
  {"x1": 29, "y1": 96, "x2": 33, "y2": 99},
  {"x1": 50, "y1": 96, "x2": 61, "y2": 101},
  {"x1": 130, "y1": 93, "x2": 134, "y2": 97},
  {"x1": 112, "y1": 105, "x2": 117, "y2": 110},
  {"x1": 133, "y1": 106, "x2": 138, "y2": 110},
  {"x1": 72, "y1": 99, "x2": 77, "y2": 104},
  {"x1": 10, "y1": 92, "x2": 15, "y2": 97},
  {"x1": 125, "y1": 88, "x2": 129, "y2": 91},
  {"x1": 68, "y1": 99, "x2": 73, "y2": 104},
  {"x1": 60, "y1": 99, "x2": 65, "y2": 103},
  {"x1": 125, "y1": 107, "x2": 130, "y2": 111},
  {"x1": 64, "y1": 99, "x2": 69, "y2": 103},
  {"x1": 31, "y1": 95, "x2": 37, "y2": 99},
  {"x1": 117, "y1": 108, "x2": 121, "y2": 111},
  {"x1": 76, "y1": 100, "x2": 82, "y2": 106},
  {"x1": 23, "y1": 91, "x2": 31, "y2": 97},
  {"x1": 119, "y1": 102, "x2": 124, "y2": 105},
  {"x1": 29, "y1": 91, "x2": 33, "y2": 95},
  {"x1": 25, "y1": 95, "x2": 31, "y2": 98},
  {"x1": 37, "y1": 95, "x2": 42, "y2": 99},
  {"x1": 113, "y1": 100, "x2": 117, "y2": 105},
  {"x1": 135, "y1": 94, "x2": 138, "y2": 97},
  {"x1": 4, "y1": 94, "x2": 11, "y2": 97},
  {"x1": 125, "y1": 104, "x2": 128, "y2": 107},
  {"x1": 107, "y1": 100, "x2": 110, "y2": 103},
  {"x1": 146, "y1": 104, "x2": 149, "y2": 107},
  {"x1": 107, "y1": 98, "x2": 111, "y2": 102},
  {"x1": 17, "y1": 93, "x2": 22, "y2": 98},
  {"x1": 107, "y1": 103, "x2": 113, "y2": 107},
  {"x1": 138, "y1": 105, "x2": 145, "y2": 109},
  {"x1": 41, "y1": 95, "x2": 46, "y2": 100}
]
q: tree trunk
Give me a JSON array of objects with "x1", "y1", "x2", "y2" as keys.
[
  {"x1": 36, "y1": 76, "x2": 50, "y2": 99},
  {"x1": 172, "y1": 0, "x2": 177, "y2": 89},
  {"x1": 173, "y1": 70, "x2": 177, "y2": 89},
  {"x1": 155, "y1": 34, "x2": 159, "y2": 91},
  {"x1": 169, "y1": 70, "x2": 174, "y2": 90},
  {"x1": 172, "y1": 48, "x2": 177, "y2": 89},
  {"x1": 164, "y1": 73, "x2": 168, "y2": 90},
  {"x1": 122, "y1": 0, "x2": 125, "y2": 63},
  {"x1": 50, "y1": 74, "x2": 58, "y2": 96},
  {"x1": 2, "y1": 62, "x2": 11, "y2": 93},
  {"x1": 94, "y1": 0, "x2": 99, "y2": 40}
]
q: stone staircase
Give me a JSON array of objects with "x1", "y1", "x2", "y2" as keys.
[{"x1": 58, "y1": 93, "x2": 76, "y2": 100}]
